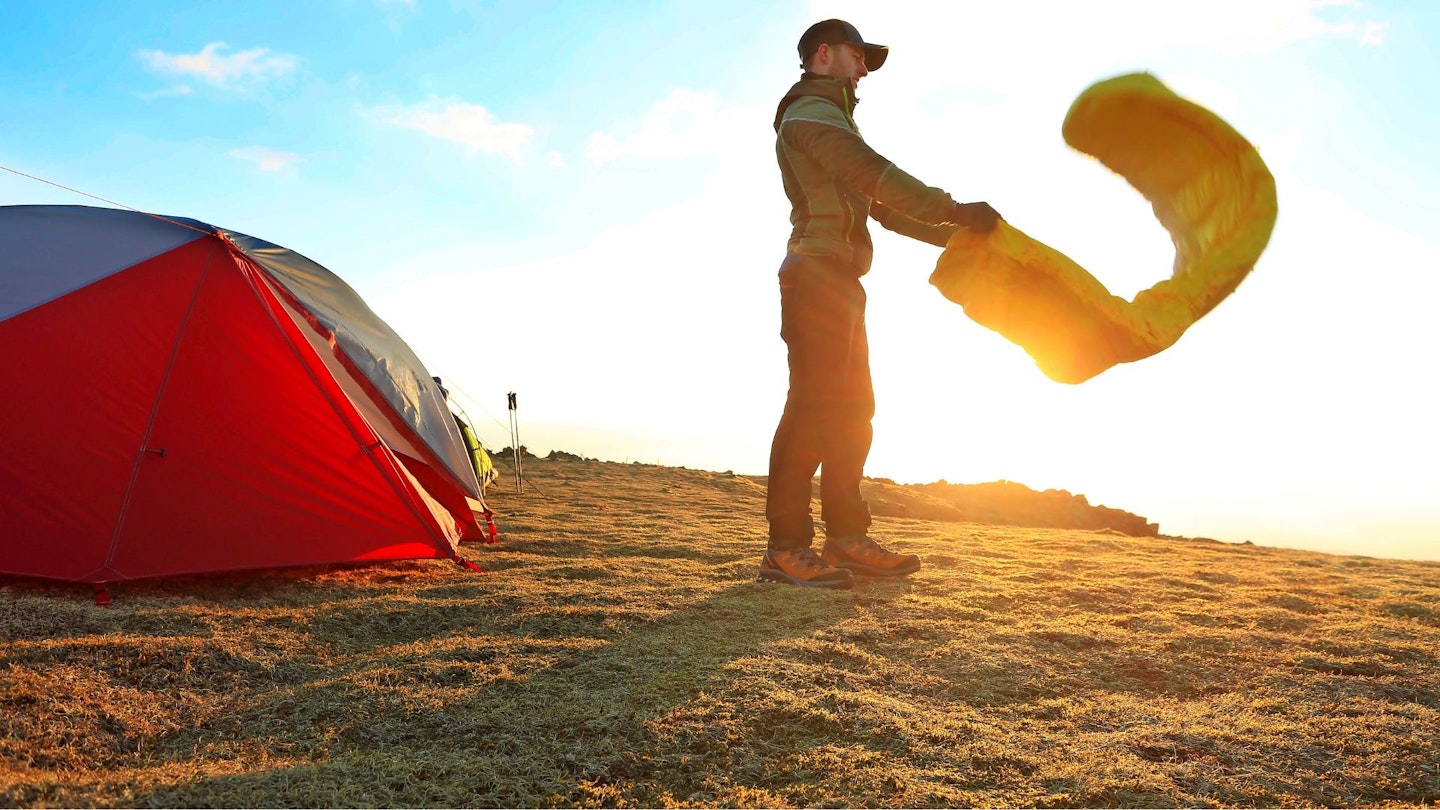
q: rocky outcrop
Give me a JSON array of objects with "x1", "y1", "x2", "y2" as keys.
[
  {"x1": 862, "y1": 478, "x2": 1159, "y2": 537},
  {"x1": 519, "y1": 451, "x2": 1160, "y2": 538}
]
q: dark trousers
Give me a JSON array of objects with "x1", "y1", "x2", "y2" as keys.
[{"x1": 766, "y1": 254, "x2": 875, "y2": 550}]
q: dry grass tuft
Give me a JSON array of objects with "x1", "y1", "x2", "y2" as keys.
[{"x1": 3, "y1": 456, "x2": 1438, "y2": 807}]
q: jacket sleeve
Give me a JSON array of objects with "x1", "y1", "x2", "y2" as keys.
[
  {"x1": 870, "y1": 201, "x2": 960, "y2": 248},
  {"x1": 779, "y1": 97, "x2": 958, "y2": 226}
]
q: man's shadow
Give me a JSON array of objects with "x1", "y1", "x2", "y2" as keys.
[{"x1": 126, "y1": 577, "x2": 914, "y2": 806}]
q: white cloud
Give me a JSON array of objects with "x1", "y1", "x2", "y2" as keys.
[
  {"x1": 229, "y1": 146, "x2": 301, "y2": 172},
  {"x1": 136, "y1": 85, "x2": 194, "y2": 101},
  {"x1": 138, "y1": 42, "x2": 298, "y2": 90},
  {"x1": 586, "y1": 89, "x2": 749, "y2": 164},
  {"x1": 1360, "y1": 20, "x2": 1389, "y2": 45},
  {"x1": 379, "y1": 97, "x2": 536, "y2": 162},
  {"x1": 374, "y1": 0, "x2": 419, "y2": 33}
]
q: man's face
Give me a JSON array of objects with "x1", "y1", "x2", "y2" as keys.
[{"x1": 823, "y1": 43, "x2": 869, "y2": 89}]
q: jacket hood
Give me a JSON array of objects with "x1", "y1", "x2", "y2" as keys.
[{"x1": 774, "y1": 73, "x2": 858, "y2": 130}]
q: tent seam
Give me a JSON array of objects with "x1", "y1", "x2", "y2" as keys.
[
  {"x1": 232, "y1": 248, "x2": 459, "y2": 555},
  {"x1": 96, "y1": 236, "x2": 221, "y2": 582}
]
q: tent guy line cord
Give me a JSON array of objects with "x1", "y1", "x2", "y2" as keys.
[
  {"x1": 442, "y1": 376, "x2": 550, "y2": 500},
  {"x1": 447, "y1": 379, "x2": 515, "y2": 448},
  {"x1": 1, "y1": 163, "x2": 213, "y2": 236},
  {"x1": 7, "y1": 161, "x2": 562, "y2": 502},
  {"x1": 6, "y1": 160, "x2": 560, "y2": 513}
]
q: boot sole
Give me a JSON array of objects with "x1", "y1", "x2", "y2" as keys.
[
  {"x1": 756, "y1": 568, "x2": 854, "y2": 589},
  {"x1": 827, "y1": 559, "x2": 922, "y2": 577}
]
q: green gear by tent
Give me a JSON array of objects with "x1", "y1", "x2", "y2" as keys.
[
  {"x1": 455, "y1": 414, "x2": 497, "y2": 488},
  {"x1": 434, "y1": 376, "x2": 498, "y2": 489}
]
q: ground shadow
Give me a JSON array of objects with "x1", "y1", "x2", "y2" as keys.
[{"x1": 123, "y1": 579, "x2": 896, "y2": 807}]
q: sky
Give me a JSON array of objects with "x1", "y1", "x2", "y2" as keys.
[{"x1": 3, "y1": 0, "x2": 1437, "y2": 562}]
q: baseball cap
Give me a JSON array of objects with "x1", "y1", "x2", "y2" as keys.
[{"x1": 798, "y1": 19, "x2": 888, "y2": 71}]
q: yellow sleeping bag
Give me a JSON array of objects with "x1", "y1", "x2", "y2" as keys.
[{"x1": 929, "y1": 72, "x2": 1278, "y2": 384}]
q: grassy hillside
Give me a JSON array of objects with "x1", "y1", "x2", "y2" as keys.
[{"x1": 3, "y1": 456, "x2": 1438, "y2": 807}]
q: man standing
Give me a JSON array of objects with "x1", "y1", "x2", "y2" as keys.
[{"x1": 759, "y1": 19, "x2": 1001, "y2": 589}]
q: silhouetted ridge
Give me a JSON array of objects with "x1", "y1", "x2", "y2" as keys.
[
  {"x1": 518, "y1": 451, "x2": 1160, "y2": 537},
  {"x1": 862, "y1": 477, "x2": 1159, "y2": 537}
]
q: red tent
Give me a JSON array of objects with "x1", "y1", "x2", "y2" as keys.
[{"x1": 0, "y1": 205, "x2": 489, "y2": 585}]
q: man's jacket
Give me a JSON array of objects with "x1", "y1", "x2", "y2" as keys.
[{"x1": 774, "y1": 73, "x2": 959, "y2": 276}]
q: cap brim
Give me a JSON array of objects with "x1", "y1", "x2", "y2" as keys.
[{"x1": 862, "y1": 44, "x2": 888, "y2": 71}]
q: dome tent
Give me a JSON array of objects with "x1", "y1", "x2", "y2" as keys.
[{"x1": 0, "y1": 205, "x2": 493, "y2": 586}]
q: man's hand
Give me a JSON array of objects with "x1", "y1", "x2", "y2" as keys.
[{"x1": 948, "y1": 201, "x2": 1002, "y2": 233}]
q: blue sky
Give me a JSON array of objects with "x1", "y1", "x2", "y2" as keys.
[{"x1": 3, "y1": 0, "x2": 1438, "y2": 561}]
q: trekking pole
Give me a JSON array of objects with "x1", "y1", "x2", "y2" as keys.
[{"x1": 507, "y1": 392, "x2": 523, "y2": 493}]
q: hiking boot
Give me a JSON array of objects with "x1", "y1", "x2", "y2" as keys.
[
  {"x1": 822, "y1": 534, "x2": 922, "y2": 577},
  {"x1": 758, "y1": 547, "x2": 855, "y2": 589}
]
